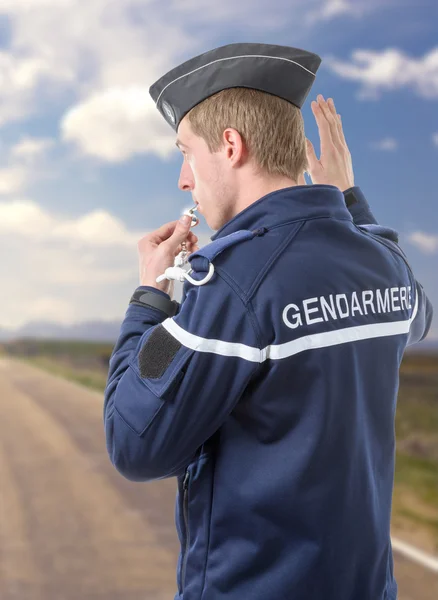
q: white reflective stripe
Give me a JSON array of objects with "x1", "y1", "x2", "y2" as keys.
[
  {"x1": 266, "y1": 319, "x2": 412, "y2": 361},
  {"x1": 163, "y1": 308, "x2": 418, "y2": 363},
  {"x1": 162, "y1": 318, "x2": 261, "y2": 362},
  {"x1": 155, "y1": 54, "x2": 316, "y2": 106},
  {"x1": 410, "y1": 285, "x2": 419, "y2": 323}
]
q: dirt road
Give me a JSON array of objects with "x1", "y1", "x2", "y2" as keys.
[{"x1": 0, "y1": 357, "x2": 436, "y2": 599}]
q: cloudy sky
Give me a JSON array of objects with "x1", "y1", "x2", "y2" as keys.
[{"x1": 0, "y1": 0, "x2": 437, "y2": 340}]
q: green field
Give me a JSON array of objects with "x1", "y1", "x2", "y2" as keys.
[{"x1": 1, "y1": 338, "x2": 437, "y2": 551}]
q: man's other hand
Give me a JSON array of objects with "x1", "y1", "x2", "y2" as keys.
[
  {"x1": 306, "y1": 95, "x2": 354, "y2": 192},
  {"x1": 138, "y1": 215, "x2": 199, "y2": 297}
]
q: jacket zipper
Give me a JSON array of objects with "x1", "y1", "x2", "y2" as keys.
[{"x1": 181, "y1": 469, "x2": 190, "y2": 592}]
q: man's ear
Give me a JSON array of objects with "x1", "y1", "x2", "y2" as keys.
[{"x1": 223, "y1": 128, "x2": 245, "y2": 166}]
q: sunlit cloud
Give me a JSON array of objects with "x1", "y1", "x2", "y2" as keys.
[
  {"x1": 11, "y1": 137, "x2": 55, "y2": 162},
  {"x1": 61, "y1": 88, "x2": 176, "y2": 162},
  {"x1": 408, "y1": 231, "x2": 438, "y2": 254},
  {"x1": 0, "y1": 167, "x2": 29, "y2": 195},
  {"x1": 0, "y1": 198, "x2": 211, "y2": 328},
  {"x1": 370, "y1": 138, "x2": 398, "y2": 151},
  {"x1": 326, "y1": 47, "x2": 438, "y2": 99},
  {"x1": 306, "y1": 0, "x2": 358, "y2": 23},
  {"x1": 0, "y1": 199, "x2": 142, "y2": 247}
]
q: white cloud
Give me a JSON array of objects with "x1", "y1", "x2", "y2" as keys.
[
  {"x1": 0, "y1": 0, "x2": 389, "y2": 161},
  {"x1": 326, "y1": 47, "x2": 438, "y2": 99},
  {"x1": 408, "y1": 231, "x2": 438, "y2": 254},
  {"x1": 0, "y1": 198, "x2": 211, "y2": 327},
  {"x1": 370, "y1": 138, "x2": 398, "y2": 151},
  {"x1": 169, "y1": 0, "x2": 301, "y2": 29},
  {"x1": 305, "y1": 0, "x2": 397, "y2": 25},
  {"x1": 0, "y1": 137, "x2": 56, "y2": 194},
  {"x1": 61, "y1": 87, "x2": 175, "y2": 162},
  {"x1": 0, "y1": 48, "x2": 75, "y2": 127},
  {"x1": 0, "y1": 167, "x2": 29, "y2": 194},
  {"x1": 307, "y1": 0, "x2": 358, "y2": 23},
  {"x1": 0, "y1": 0, "x2": 195, "y2": 135},
  {"x1": 11, "y1": 137, "x2": 55, "y2": 162},
  {"x1": 433, "y1": 133, "x2": 438, "y2": 146},
  {"x1": 0, "y1": 199, "x2": 141, "y2": 247}
]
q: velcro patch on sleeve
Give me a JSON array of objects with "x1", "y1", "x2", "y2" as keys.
[{"x1": 138, "y1": 325, "x2": 182, "y2": 379}]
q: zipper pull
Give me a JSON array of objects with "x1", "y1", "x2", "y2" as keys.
[
  {"x1": 253, "y1": 226, "x2": 268, "y2": 236},
  {"x1": 183, "y1": 470, "x2": 190, "y2": 490}
]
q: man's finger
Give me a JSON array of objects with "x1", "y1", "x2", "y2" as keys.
[
  {"x1": 326, "y1": 98, "x2": 345, "y2": 150},
  {"x1": 336, "y1": 113, "x2": 348, "y2": 148},
  {"x1": 187, "y1": 231, "x2": 198, "y2": 244},
  {"x1": 319, "y1": 96, "x2": 342, "y2": 149},
  {"x1": 145, "y1": 220, "x2": 179, "y2": 245},
  {"x1": 311, "y1": 100, "x2": 332, "y2": 157},
  {"x1": 305, "y1": 138, "x2": 319, "y2": 171}
]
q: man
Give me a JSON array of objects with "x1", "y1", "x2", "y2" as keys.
[{"x1": 103, "y1": 43, "x2": 433, "y2": 600}]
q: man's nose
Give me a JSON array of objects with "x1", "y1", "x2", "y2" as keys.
[{"x1": 178, "y1": 161, "x2": 194, "y2": 192}]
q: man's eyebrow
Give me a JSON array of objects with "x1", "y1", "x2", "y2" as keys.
[{"x1": 175, "y1": 139, "x2": 188, "y2": 149}]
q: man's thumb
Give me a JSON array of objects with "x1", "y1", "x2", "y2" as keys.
[
  {"x1": 172, "y1": 214, "x2": 191, "y2": 241},
  {"x1": 305, "y1": 138, "x2": 318, "y2": 170}
]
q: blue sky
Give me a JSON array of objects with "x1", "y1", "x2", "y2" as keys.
[{"x1": 0, "y1": 0, "x2": 436, "y2": 341}]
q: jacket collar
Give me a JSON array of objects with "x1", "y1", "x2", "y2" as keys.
[{"x1": 210, "y1": 185, "x2": 352, "y2": 241}]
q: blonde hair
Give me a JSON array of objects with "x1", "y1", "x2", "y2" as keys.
[{"x1": 186, "y1": 87, "x2": 308, "y2": 181}]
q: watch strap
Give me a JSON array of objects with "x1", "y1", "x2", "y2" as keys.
[
  {"x1": 343, "y1": 188, "x2": 358, "y2": 208},
  {"x1": 129, "y1": 289, "x2": 179, "y2": 317}
]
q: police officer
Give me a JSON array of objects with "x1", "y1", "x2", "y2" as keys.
[{"x1": 104, "y1": 43, "x2": 433, "y2": 600}]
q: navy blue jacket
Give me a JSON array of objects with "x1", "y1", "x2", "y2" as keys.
[{"x1": 104, "y1": 185, "x2": 433, "y2": 600}]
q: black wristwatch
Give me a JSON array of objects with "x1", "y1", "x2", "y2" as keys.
[
  {"x1": 129, "y1": 289, "x2": 179, "y2": 318},
  {"x1": 343, "y1": 187, "x2": 359, "y2": 208}
]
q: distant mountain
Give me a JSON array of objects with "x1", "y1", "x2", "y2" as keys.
[
  {"x1": 406, "y1": 337, "x2": 438, "y2": 353},
  {"x1": 0, "y1": 320, "x2": 122, "y2": 342},
  {"x1": 0, "y1": 327, "x2": 14, "y2": 342},
  {"x1": 1, "y1": 319, "x2": 437, "y2": 351}
]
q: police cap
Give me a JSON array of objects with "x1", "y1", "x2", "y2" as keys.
[{"x1": 149, "y1": 42, "x2": 322, "y2": 131}]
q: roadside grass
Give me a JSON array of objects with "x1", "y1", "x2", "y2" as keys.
[
  {"x1": 2, "y1": 340, "x2": 437, "y2": 550},
  {"x1": 392, "y1": 452, "x2": 438, "y2": 551},
  {"x1": 23, "y1": 355, "x2": 109, "y2": 392}
]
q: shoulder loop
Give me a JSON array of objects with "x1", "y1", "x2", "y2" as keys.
[
  {"x1": 189, "y1": 229, "x2": 258, "y2": 264},
  {"x1": 358, "y1": 224, "x2": 399, "y2": 243}
]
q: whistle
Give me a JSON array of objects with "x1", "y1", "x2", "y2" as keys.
[
  {"x1": 183, "y1": 205, "x2": 200, "y2": 228},
  {"x1": 156, "y1": 205, "x2": 200, "y2": 284}
]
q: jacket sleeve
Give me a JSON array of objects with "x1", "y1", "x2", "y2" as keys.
[
  {"x1": 103, "y1": 274, "x2": 261, "y2": 482},
  {"x1": 407, "y1": 280, "x2": 434, "y2": 346},
  {"x1": 346, "y1": 187, "x2": 434, "y2": 343},
  {"x1": 344, "y1": 186, "x2": 378, "y2": 225}
]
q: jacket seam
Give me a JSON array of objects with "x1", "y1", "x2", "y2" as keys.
[
  {"x1": 267, "y1": 214, "x2": 352, "y2": 230},
  {"x1": 210, "y1": 185, "x2": 344, "y2": 238},
  {"x1": 215, "y1": 216, "x2": 351, "y2": 304},
  {"x1": 246, "y1": 221, "x2": 306, "y2": 302},
  {"x1": 214, "y1": 269, "x2": 264, "y2": 356},
  {"x1": 353, "y1": 224, "x2": 412, "y2": 274},
  {"x1": 199, "y1": 454, "x2": 216, "y2": 600},
  {"x1": 214, "y1": 265, "x2": 247, "y2": 301},
  {"x1": 114, "y1": 368, "x2": 166, "y2": 437},
  {"x1": 354, "y1": 225, "x2": 424, "y2": 342}
]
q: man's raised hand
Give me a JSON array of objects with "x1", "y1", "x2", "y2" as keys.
[{"x1": 305, "y1": 95, "x2": 354, "y2": 192}]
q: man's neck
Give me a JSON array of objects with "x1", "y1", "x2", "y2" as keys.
[{"x1": 232, "y1": 175, "x2": 298, "y2": 218}]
